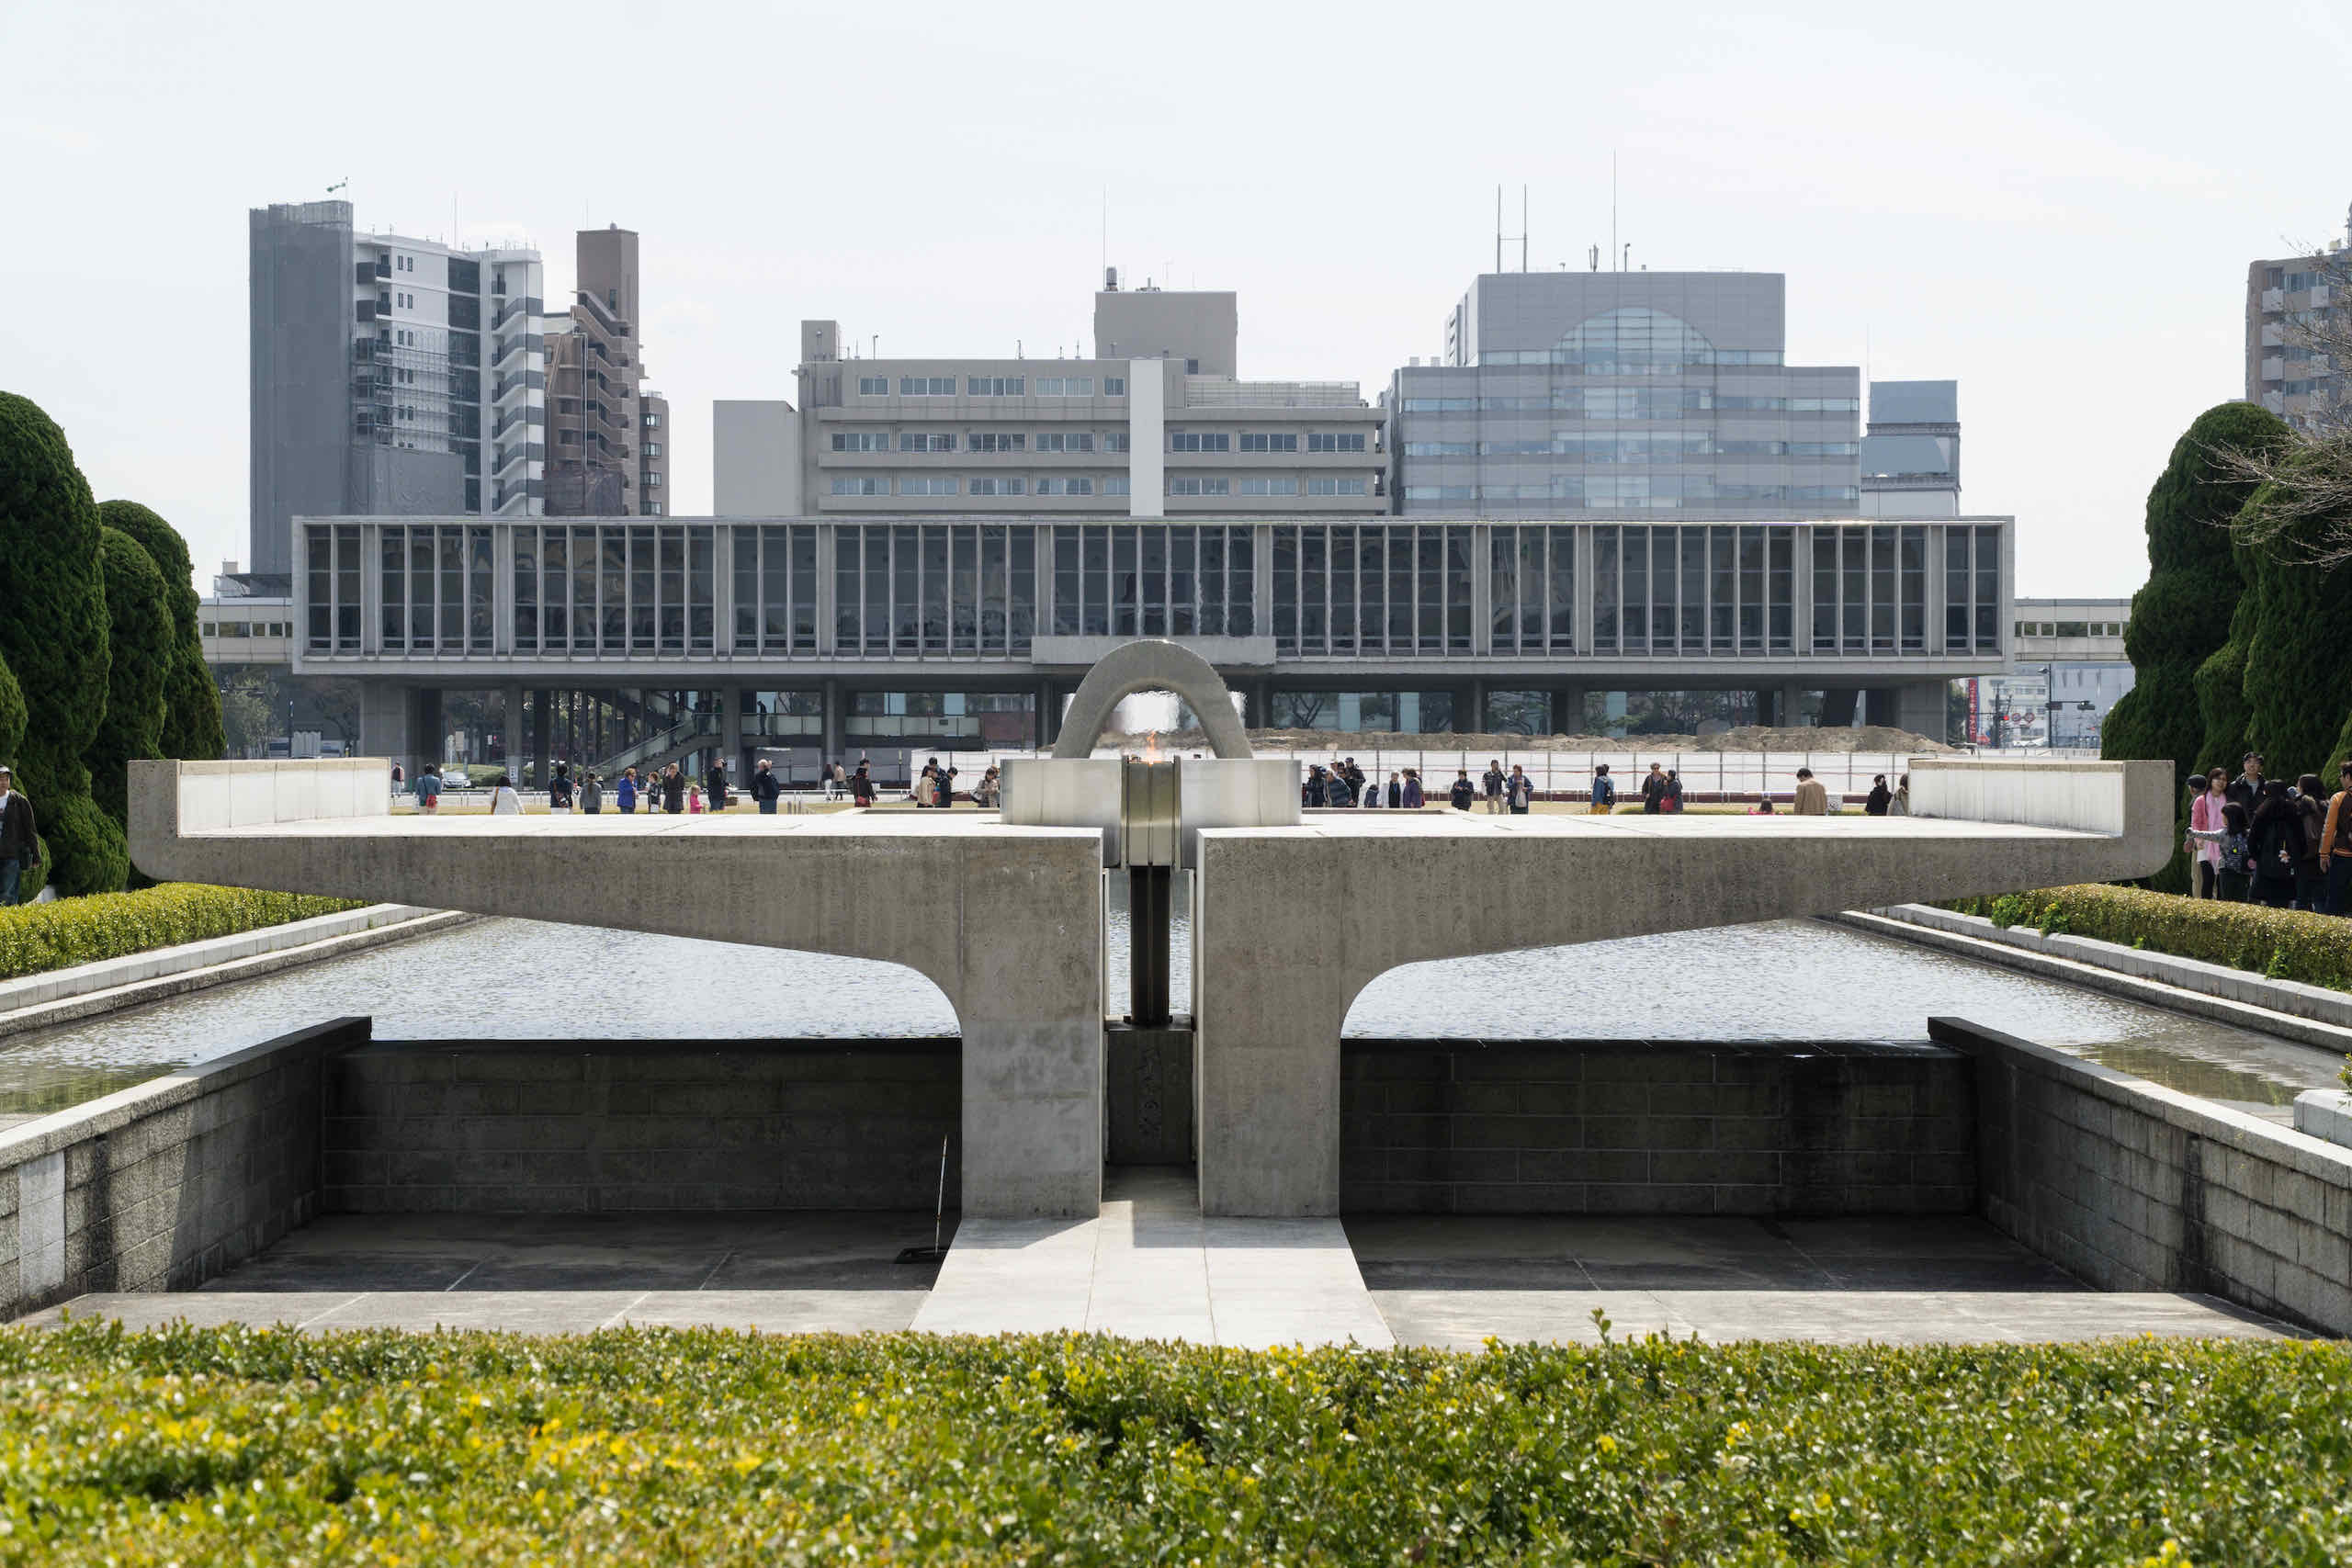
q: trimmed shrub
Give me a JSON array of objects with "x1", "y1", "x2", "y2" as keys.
[
  {"x1": 0, "y1": 391, "x2": 118, "y2": 895},
  {"x1": 2194, "y1": 590, "x2": 2257, "y2": 776},
  {"x1": 97, "y1": 498, "x2": 223, "y2": 761},
  {"x1": 85, "y1": 527, "x2": 171, "y2": 834},
  {"x1": 1955, "y1": 882, "x2": 2352, "y2": 990},
  {"x1": 0, "y1": 882, "x2": 362, "y2": 979},
  {"x1": 0, "y1": 1325, "x2": 2347, "y2": 1565}
]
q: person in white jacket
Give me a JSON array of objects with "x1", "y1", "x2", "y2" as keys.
[{"x1": 488, "y1": 773, "x2": 523, "y2": 816}]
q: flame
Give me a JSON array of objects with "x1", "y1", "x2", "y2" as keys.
[{"x1": 1143, "y1": 730, "x2": 1162, "y2": 764}]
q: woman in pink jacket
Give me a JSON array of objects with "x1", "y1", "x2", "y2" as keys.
[{"x1": 2187, "y1": 767, "x2": 2226, "y2": 898}]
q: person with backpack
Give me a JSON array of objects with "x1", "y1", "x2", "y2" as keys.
[
  {"x1": 1589, "y1": 763, "x2": 1615, "y2": 815},
  {"x1": 752, "y1": 758, "x2": 783, "y2": 815},
  {"x1": 412, "y1": 763, "x2": 444, "y2": 814},
  {"x1": 548, "y1": 762, "x2": 573, "y2": 812},
  {"x1": 2188, "y1": 800, "x2": 2256, "y2": 902},
  {"x1": 2247, "y1": 779, "x2": 2304, "y2": 907},
  {"x1": 2293, "y1": 774, "x2": 2329, "y2": 910}
]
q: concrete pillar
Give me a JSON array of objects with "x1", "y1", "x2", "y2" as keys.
[
  {"x1": 1550, "y1": 687, "x2": 1584, "y2": 737},
  {"x1": 503, "y1": 683, "x2": 525, "y2": 784},
  {"x1": 1468, "y1": 678, "x2": 1488, "y2": 735},
  {"x1": 357, "y1": 680, "x2": 413, "y2": 775},
  {"x1": 1781, "y1": 682, "x2": 1804, "y2": 729},
  {"x1": 821, "y1": 677, "x2": 843, "y2": 763},
  {"x1": 722, "y1": 685, "x2": 745, "y2": 776},
  {"x1": 1254, "y1": 677, "x2": 1275, "y2": 729},
  {"x1": 1895, "y1": 681, "x2": 1948, "y2": 742},
  {"x1": 1819, "y1": 687, "x2": 1858, "y2": 728},
  {"x1": 1864, "y1": 688, "x2": 1895, "y2": 728},
  {"x1": 530, "y1": 689, "x2": 552, "y2": 786},
  {"x1": 1035, "y1": 678, "x2": 1056, "y2": 748}
]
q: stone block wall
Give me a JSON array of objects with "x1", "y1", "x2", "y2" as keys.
[
  {"x1": 1935, "y1": 1018, "x2": 2352, "y2": 1336},
  {"x1": 322, "y1": 1040, "x2": 961, "y2": 1213},
  {"x1": 0, "y1": 1019, "x2": 361, "y2": 1319},
  {"x1": 1341, "y1": 1039, "x2": 1973, "y2": 1215}
]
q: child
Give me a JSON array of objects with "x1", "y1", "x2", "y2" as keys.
[{"x1": 687, "y1": 784, "x2": 705, "y2": 815}]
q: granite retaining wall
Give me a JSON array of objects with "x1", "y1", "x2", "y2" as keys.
[
  {"x1": 1934, "y1": 1018, "x2": 2352, "y2": 1336},
  {"x1": 0, "y1": 1019, "x2": 362, "y2": 1320},
  {"x1": 323, "y1": 1039, "x2": 960, "y2": 1213},
  {"x1": 1340, "y1": 1039, "x2": 1974, "y2": 1215}
]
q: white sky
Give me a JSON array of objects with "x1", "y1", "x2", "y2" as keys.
[{"x1": 4, "y1": 0, "x2": 2346, "y2": 598}]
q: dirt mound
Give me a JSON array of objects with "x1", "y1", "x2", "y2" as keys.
[{"x1": 1102, "y1": 724, "x2": 1955, "y2": 755}]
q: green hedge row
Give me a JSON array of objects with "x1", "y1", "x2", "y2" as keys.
[
  {"x1": 1, "y1": 1323, "x2": 2346, "y2": 1564},
  {"x1": 0, "y1": 884, "x2": 363, "y2": 980},
  {"x1": 1945, "y1": 882, "x2": 2352, "y2": 991}
]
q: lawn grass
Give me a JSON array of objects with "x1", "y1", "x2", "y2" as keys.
[{"x1": 3, "y1": 1322, "x2": 2347, "y2": 1563}]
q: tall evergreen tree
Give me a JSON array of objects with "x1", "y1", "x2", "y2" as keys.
[
  {"x1": 97, "y1": 499, "x2": 223, "y2": 760},
  {"x1": 86, "y1": 527, "x2": 171, "y2": 834},
  {"x1": 2102, "y1": 402, "x2": 2287, "y2": 887},
  {"x1": 0, "y1": 391, "x2": 121, "y2": 895},
  {"x1": 2194, "y1": 592, "x2": 2256, "y2": 777},
  {"x1": 2240, "y1": 466, "x2": 2352, "y2": 784}
]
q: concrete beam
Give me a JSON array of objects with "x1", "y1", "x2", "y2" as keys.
[
  {"x1": 1191, "y1": 758, "x2": 2175, "y2": 1215},
  {"x1": 128, "y1": 761, "x2": 1106, "y2": 1218}
]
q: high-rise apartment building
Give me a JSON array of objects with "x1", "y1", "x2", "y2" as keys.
[
  {"x1": 1386, "y1": 272, "x2": 1863, "y2": 518},
  {"x1": 2246, "y1": 206, "x2": 2352, "y2": 433},
  {"x1": 546, "y1": 225, "x2": 667, "y2": 517},
  {"x1": 715, "y1": 283, "x2": 1384, "y2": 518},
  {"x1": 248, "y1": 200, "x2": 546, "y2": 573},
  {"x1": 1859, "y1": 380, "x2": 1960, "y2": 517}
]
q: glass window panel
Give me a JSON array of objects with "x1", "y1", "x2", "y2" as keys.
[
  {"x1": 1815, "y1": 528, "x2": 1840, "y2": 652},
  {"x1": 381, "y1": 529, "x2": 405, "y2": 649},
  {"x1": 1052, "y1": 526, "x2": 1080, "y2": 637},
  {"x1": 512, "y1": 525, "x2": 537, "y2": 654},
  {"x1": 412, "y1": 528, "x2": 435, "y2": 648},
  {"x1": 1870, "y1": 525, "x2": 1895, "y2": 653},
  {"x1": 1141, "y1": 525, "x2": 1167, "y2": 637},
  {"x1": 1840, "y1": 528, "x2": 1866, "y2": 653},
  {"x1": 1594, "y1": 527, "x2": 1620, "y2": 655},
  {"x1": 1622, "y1": 525, "x2": 1647, "y2": 653},
  {"x1": 733, "y1": 526, "x2": 759, "y2": 652},
  {"x1": 1975, "y1": 525, "x2": 2000, "y2": 650},
  {"x1": 1198, "y1": 528, "x2": 1224, "y2": 637},
  {"x1": 1081, "y1": 526, "x2": 1109, "y2": 637},
  {"x1": 1944, "y1": 527, "x2": 1970, "y2": 652},
  {"x1": 1709, "y1": 526, "x2": 1734, "y2": 654},
  {"x1": 763, "y1": 525, "x2": 792, "y2": 650},
  {"x1": 1301, "y1": 526, "x2": 1326, "y2": 652},
  {"x1": 891, "y1": 525, "x2": 919, "y2": 652},
  {"x1": 793, "y1": 525, "x2": 819, "y2": 651},
  {"x1": 1113, "y1": 526, "x2": 1138, "y2": 637},
  {"x1": 865, "y1": 527, "x2": 891, "y2": 654},
  {"x1": 544, "y1": 528, "x2": 569, "y2": 648},
  {"x1": 1738, "y1": 526, "x2": 1764, "y2": 653},
  {"x1": 336, "y1": 526, "x2": 363, "y2": 652},
  {"x1": 1648, "y1": 528, "x2": 1674, "y2": 651},
  {"x1": 1899, "y1": 525, "x2": 1926, "y2": 652},
  {"x1": 1680, "y1": 528, "x2": 1705, "y2": 651},
  {"x1": 600, "y1": 527, "x2": 626, "y2": 649},
  {"x1": 1273, "y1": 526, "x2": 1298, "y2": 654},
  {"x1": 922, "y1": 526, "x2": 949, "y2": 653},
  {"x1": 306, "y1": 525, "x2": 333, "y2": 649},
  {"x1": 1329, "y1": 527, "x2": 1354, "y2": 652},
  {"x1": 1227, "y1": 525, "x2": 1253, "y2": 637},
  {"x1": 440, "y1": 527, "x2": 465, "y2": 649},
  {"x1": 467, "y1": 528, "x2": 491, "y2": 653},
  {"x1": 688, "y1": 529, "x2": 715, "y2": 652},
  {"x1": 1490, "y1": 527, "x2": 1517, "y2": 652},
  {"x1": 838, "y1": 524, "x2": 864, "y2": 649},
  {"x1": 1768, "y1": 529, "x2": 1793, "y2": 652},
  {"x1": 659, "y1": 527, "x2": 686, "y2": 652},
  {"x1": 1386, "y1": 528, "x2": 1413, "y2": 650},
  {"x1": 1171, "y1": 527, "x2": 1195, "y2": 637},
  {"x1": 1419, "y1": 528, "x2": 1446, "y2": 653},
  {"x1": 980, "y1": 526, "x2": 1007, "y2": 650},
  {"x1": 1546, "y1": 526, "x2": 1573, "y2": 652},
  {"x1": 1009, "y1": 526, "x2": 1035, "y2": 652},
  {"x1": 951, "y1": 525, "x2": 977, "y2": 653}
]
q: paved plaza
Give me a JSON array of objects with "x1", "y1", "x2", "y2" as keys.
[{"x1": 26, "y1": 1169, "x2": 2295, "y2": 1347}]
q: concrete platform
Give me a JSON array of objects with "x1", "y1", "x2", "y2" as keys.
[
  {"x1": 911, "y1": 1166, "x2": 1396, "y2": 1348},
  {"x1": 1347, "y1": 1214, "x2": 2301, "y2": 1348}
]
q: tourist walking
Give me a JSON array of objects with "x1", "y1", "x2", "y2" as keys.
[
  {"x1": 2323, "y1": 761, "x2": 2352, "y2": 915},
  {"x1": 1641, "y1": 762, "x2": 1668, "y2": 814},
  {"x1": 1403, "y1": 770, "x2": 1426, "y2": 808},
  {"x1": 2247, "y1": 780, "x2": 2303, "y2": 907},
  {"x1": 0, "y1": 766, "x2": 35, "y2": 907},
  {"x1": 1792, "y1": 767, "x2": 1828, "y2": 816},
  {"x1": 1589, "y1": 762, "x2": 1615, "y2": 815},
  {"x1": 1386, "y1": 771, "x2": 1404, "y2": 808},
  {"x1": 1864, "y1": 773, "x2": 1893, "y2": 816},
  {"x1": 2187, "y1": 768, "x2": 2226, "y2": 898},
  {"x1": 752, "y1": 759, "x2": 782, "y2": 814},
  {"x1": 1507, "y1": 764, "x2": 1533, "y2": 815},
  {"x1": 548, "y1": 763, "x2": 573, "y2": 812},
  {"x1": 1892, "y1": 773, "x2": 1911, "y2": 816},
  {"x1": 2293, "y1": 774, "x2": 2329, "y2": 910},
  {"x1": 1358, "y1": 773, "x2": 1382, "y2": 809},
  {"x1": 616, "y1": 767, "x2": 638, "y2": 815},
  {"x1": 412, "y1": 764, "x2": 443, "y2": 814},
  {"x1": 1663, "y1": 768, "x2": 1683, "y2": 813},
  {"x1": 851, "y1": 762, "x2": 874, "y2": 806},
  {"x1": 705, "y1": 758, "x2": 730, "y2": 812},
  {"x1": 662, "y1": 764, "x2": 685, "y2": 814},
  {"x1": 488, "y1": 773, "x2": 522, "y2": 816},
  {"x1": 580, "y1": 772, "x2": 603, "y2": 814},
  {"x1": 1483, "y1": 761, "x2": 1505, "y2": 814},
  {"x1": 1449, "y1": 769, "x2": 1475, "y2": 810}
]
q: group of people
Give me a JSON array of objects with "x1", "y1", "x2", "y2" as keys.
[
  {"x1": 1304, "y1": 759, "x2": 1430, "y2": 809},
  {"x1": 2184, "y1": 752, "x2": 2352, "y2": 911},
  {"x1": 401, "y1": 753, "x2": 801, "y2": 818}
]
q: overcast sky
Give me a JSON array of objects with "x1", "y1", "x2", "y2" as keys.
[{"x1": 4, "y1": 0, "x2": 2346, "y2": 598}]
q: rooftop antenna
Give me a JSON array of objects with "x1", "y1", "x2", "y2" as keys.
[
  {"x1": 1611, "y1": 153, "x2": 1619, "y2": 269},
  {"x1": 1589, "y1": 244, "x2": 1600, "y2": 273},
  {"x1": 1495, "y1": 184, "x2": 1529, "y2": 272}
]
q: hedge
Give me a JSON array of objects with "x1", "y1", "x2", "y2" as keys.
[
  {"x1": 0, "y1": 883, "x2": 363, "y2": 980},
  {"x1": 85, "y1": 526, "x2": 171, "y2": 835},
  {"x1": 0, "y1": 1324, "x2": 2346, "y2": 1564},
  {"x1": 1946, "y1": 882, "x2": 2352, "y2": 992},
  {"x1": 96, "y1": 498, "x2": 223, "y2": 761}
]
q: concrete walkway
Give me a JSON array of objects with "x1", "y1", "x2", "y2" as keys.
[
  {"x1": 910, "y1": 1167, "x2": 1396, "y2": 1348},
  {"x1": 1349, "y1": 1214, "x2": 2299, "y2": 1348}
]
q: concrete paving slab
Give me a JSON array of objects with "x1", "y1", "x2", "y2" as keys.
[
  {"x1": 621, "y1": 1291, "x2": 928, "y2": 1334},
  {"x1": 19, "y1": 1293, "x2": 368, "y2": 1331}
]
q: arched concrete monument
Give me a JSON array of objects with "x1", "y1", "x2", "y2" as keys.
[{"x1": 1049, "y1": 638, "x2": 1253, "y2": 760}]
